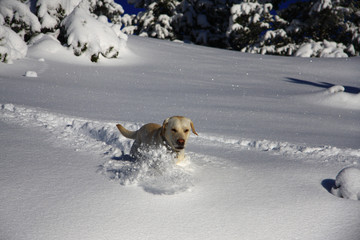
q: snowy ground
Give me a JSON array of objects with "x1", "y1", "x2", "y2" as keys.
[{"x1": 1, "y1": 36, "x2": 360, "y2": 240}]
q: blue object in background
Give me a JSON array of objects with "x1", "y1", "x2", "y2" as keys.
[{"x1": 115, "y1": 0, "x2": 143, "y2": 15}]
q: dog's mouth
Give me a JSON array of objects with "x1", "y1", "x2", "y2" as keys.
[{"x1": 175, "y1": 146, "x2": 185, "y2": 150}]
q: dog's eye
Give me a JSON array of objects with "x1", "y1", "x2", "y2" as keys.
[
  {"x1": 184, "y1": 129, "x2": 189, "y2": 133},
  {"x1": 172, "y1": 128, "x2": 177, "y2": 133}
]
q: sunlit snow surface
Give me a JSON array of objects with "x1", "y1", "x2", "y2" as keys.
[{"x1": 1, "y1": 36, "x2": 360, "y2": 240}]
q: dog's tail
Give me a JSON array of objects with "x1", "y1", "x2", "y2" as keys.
[{"x1": 116, "y1": 124, "x2": 137, "y2": 139}]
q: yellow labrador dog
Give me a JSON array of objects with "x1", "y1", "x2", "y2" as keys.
[{"x1": 116, "y1": 116, "x2": 197, "y2": 164}]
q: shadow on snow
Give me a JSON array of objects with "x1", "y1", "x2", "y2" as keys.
[{"x1": 286, "y1": 78, "x2": 360, "y2": 94}]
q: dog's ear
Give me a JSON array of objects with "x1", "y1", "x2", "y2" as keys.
[
  {"x1": 162, "y1": 117, "x2": 170, "y2": 135},
  {"x1": 190, "y1": 121, "x2": 198, "y2": 135}
]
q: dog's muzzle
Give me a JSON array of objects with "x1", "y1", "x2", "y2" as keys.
[{"x1": 175, "y1": 139, "x2": 185, "y2": 150}]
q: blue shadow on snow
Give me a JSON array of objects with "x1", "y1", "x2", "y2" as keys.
[{"x1": 286, "y1": 78, "x2": 360, "y2": 94}]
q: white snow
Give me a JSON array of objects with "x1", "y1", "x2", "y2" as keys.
[
  {"x1": 331, "y1": 167, "x2": 360, "y2": 200},
  {"x1": 1, "y1": 35, "x2": 360, "y2": 240}
]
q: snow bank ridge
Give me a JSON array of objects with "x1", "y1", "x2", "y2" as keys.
[
  {"x1": 0, "y1": 103, "x2": 132, "y2": 155},
  {"x1": 195, "y1": 134, "x2": 360, "y2": 165}
]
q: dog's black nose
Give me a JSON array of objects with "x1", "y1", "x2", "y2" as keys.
[{"x1": 177, "y1": 139, "x2": 185, "y2": 146}]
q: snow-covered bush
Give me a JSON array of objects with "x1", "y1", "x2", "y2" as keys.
[
  {"x1": 0, "y1": 0, "x2": 128, "y2": 63},
  {"x1": 331, "y1": 167, "x2": 360, "y2": 200},
  {"x1": 0, "y1": 25, "x2": 27, "y2": 63},
  {"x1": 0, "y1": 0, "x2": 41, "y2": 41},
  {"x1": 36, "y1": 0, "x2": 124, "y2": 32},
  {"x1": 60, "y1": 2, "x2": 127, "y2": 62}
]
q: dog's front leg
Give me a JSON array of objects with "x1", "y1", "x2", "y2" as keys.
[{"x1": 175, "y1": 150, "x2": 185, "y2": 165}]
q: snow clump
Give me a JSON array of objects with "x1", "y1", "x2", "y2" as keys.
[
  {"x1": 295, "y1": 40, "x2": 348, "y2": 58},
  {"x1": 100, "y1": 146, "x2": 194, "y2": 195},
  {"x1": 24, "y1": 71, "x2": 38, "y2": 78},
  {"x1": 331, "y1": 167, "x2": 360, "y2": 200}
]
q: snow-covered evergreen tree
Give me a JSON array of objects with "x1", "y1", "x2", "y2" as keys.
[
  {"x1": 35, "y1": 0, "x2": 81, "y2": 32},
  {"x1": 121, "y1": 13, "x2": 138, "y2": 35},
  {"x1": 131, "y1": 0, "x2": 180, "y2": 39},
  {"x1": 0, "y1": 0, "x2": 41, "y2": 41},
  {"x1": 87, "y1": 0, "x2": 125, "y2": 24},
  {"x1": 174, "y1": 0, "x2": 232, "y2": 47},
  {"x1": 60, "y1": 1, "x2": 127, "y2": 62},
  {"x1": 0, "y1": 0, "x2": 129, "y2": 62},
  {"x1": 227, "y1": 0, "x2": 277, "y2": 53},
  {"x1": 0, "y1": 24, "x2": 28, "y2": 63},
  {"x1": 279, "y1": 0, "x2": 360, "y2": 57},
  {"x1": 1, "y1": 0, "x2": 359, "y2": 60},
  {"x1": 0, "y1": 0, "x2": 39, "y2": 62}
]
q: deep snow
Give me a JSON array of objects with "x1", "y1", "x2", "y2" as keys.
[{"x1": 1, "y1": 36, "x2": 360, "y2": 240}]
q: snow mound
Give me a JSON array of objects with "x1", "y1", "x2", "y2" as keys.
[
  {"x1": 61, "y1": 2, "x2": 127, "y2": 62},
  {"x1": 28, "y1": 33, "x2": 64, "y2": 54},
  {"x1": 315, "y1": 85, "x2": 360, "y2": 110},
  {"x1": 27, "y1": 33, "x2": 134, "y2": 65},
  {"x1": 331, "y1": 167, "x2": 360, "y2": 200},
  {"x1": 0, "y1": 25, "x2": 27, "y2": 63},
  {"x1": 27, "y1": 33, "x2": 89, "y2": 63},
  {"x1": 99, "y1": 146, "x2": 194, "y2": 195}
]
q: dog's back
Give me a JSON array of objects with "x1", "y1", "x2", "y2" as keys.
[{"x1": 117, "y1": 123, "x2": 162, "y2": 144}]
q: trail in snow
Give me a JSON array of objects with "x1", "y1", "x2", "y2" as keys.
[
  {"x1": 1, "y1": 103, "x2": 359, "y2": 194},
  {"x1": 194, "y1": 134, "x2": 360, "y2": 165},
  {"x1": 0, "y1": 103, "x2": 194, "y2": 194}
]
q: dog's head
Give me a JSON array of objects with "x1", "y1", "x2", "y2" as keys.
[{"x1": 162, "y1": 116, "x2": 198, "y2": 152}]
